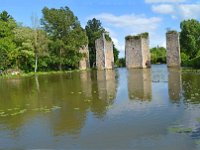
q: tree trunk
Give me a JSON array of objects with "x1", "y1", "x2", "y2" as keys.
[
  {"x1": 59, "y1": 48, "x2": 62, "y2": 71},
  {"x1": 34, "y1": 54, "x2": 38, "y2": 73}
]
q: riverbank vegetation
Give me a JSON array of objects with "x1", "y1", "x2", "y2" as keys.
[
  {"x1": 150, "y1": 46, "x2": 166, "y2": 64},
  {"x1": 0, "y1": 6, "x2": 119, "y2": 76},
  {"x1": 180, "y1": 19, "x2": 200, "y2": 68}
]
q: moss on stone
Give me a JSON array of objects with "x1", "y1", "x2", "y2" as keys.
[
  {"x1": 167, "y1": 30, "x2": 178, "y2": 34},
  {"x1": 125, "y1": 32, "x2": 149, "y2": 40},
  {"x1": 105, "y1": 34, "x2": 112, "y2": 42}
]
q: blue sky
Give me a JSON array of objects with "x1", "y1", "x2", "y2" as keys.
[{"x1": 1, "y1": 0, "x2": 200, "y2": 57}]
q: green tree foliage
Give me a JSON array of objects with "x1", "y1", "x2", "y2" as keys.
[
  {"x1": 113, "y1": 44, "x2": 119, "y2": 64},
  {"x1": 180, "y1": 19, "x2": 200, "y2": 68},
  {"x1": 150, "y1": 46, "x2": 166, "y2": 64},
  {"x1": 0, "y1": 7, "x2": 120, "y2": 74},
  {"x1": 85, "y1": 18, "x2": 119, "y2": 67},
  {"x1": 0, "y1": 11, "x2": 17, "y2": 70},
  {"x1": 41, "y1": 6, "x2": 88, "y2": 70},
  {"x1": 14, "y1": 26, "x2": 48, "y2": 72},
  {"x1": 180, "y1": 19, "x2": 200, "y2": 59},
  {"x1": 13, "y1": 26, "x2": 35, "y2": 71},
  {"x1": 116, "y1": 58, "x2": 125, "y2": 67},
  {"x1": 85, "y1": 18, "x2": 105, "y2": 67}
]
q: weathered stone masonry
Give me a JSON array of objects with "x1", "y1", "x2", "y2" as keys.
[
  {"x1": 166, "y1": 31, "x2": 181, "y2": 68},
  {"x1": 125, "y1": 33, "x2": 151, "y2": 69},
  {"x1": 95, "y1": 34, "x2": 114, "y2": 70},
  {"x1": 79, "y1": 45, "x2": 90, "y2": 70}
]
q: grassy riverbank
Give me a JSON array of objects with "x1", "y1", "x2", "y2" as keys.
[{"x1": 0, "y1": 69, "x2": 91, "y2": 79}]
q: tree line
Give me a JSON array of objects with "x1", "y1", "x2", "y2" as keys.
[
  {"x1": 0, "y1": 6, "x2": 119, "y2": 73},
  {"x1": 150, "y1": 19, "x2": 200, "y2": 67},
  {"x1": 1, "y1": 5, "x2": 200, "y2": 73}
]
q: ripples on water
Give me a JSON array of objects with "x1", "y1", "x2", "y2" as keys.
[{"x1": 0, "y1": 64, "x2": 200, "y2": 149}]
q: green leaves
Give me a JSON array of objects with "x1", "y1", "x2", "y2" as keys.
[
  {"x1": 41, "y1": 6, "x2": 88, "y2": 70},
  {"x1": 85, "y1": 18, "x2": 119, "y2": 67},
  {"x1": 0, "y1": 11, "x2": 17, "y2": 70},
  {"x1": 180, "y1": 19, "x2": 200, "y2": 59},
  {"x1": 150, "y1": 47, "x2": 166, "y2": 64}
]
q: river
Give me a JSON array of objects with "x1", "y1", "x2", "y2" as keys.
[{"x1": 0, "y1": 65, "x2": 200, "y2": 149}]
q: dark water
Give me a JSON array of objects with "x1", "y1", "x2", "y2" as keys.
[{"x1": 0, "y1": 65, "x2": 200, "y2": 149}]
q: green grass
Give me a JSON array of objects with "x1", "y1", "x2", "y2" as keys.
[{"x1": 0, "y1": 68, "x2": 92, "y2": 79}]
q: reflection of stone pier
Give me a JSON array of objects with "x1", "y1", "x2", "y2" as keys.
[
  {"x1": 168, "y1": 68, "x2": 182, "y2": 101},
  {"x1": 128, "y1": 69, "x2": 152, "y2": 100},
  {"x1": 97, "y1": 70, "x2": 117, "y2": 101},
  {"x1": 79, "y1": 45, "x2": 90, "y2": 70},
  {"x1": 80, "y1": 71, "x2": 92, "y2": 98}
]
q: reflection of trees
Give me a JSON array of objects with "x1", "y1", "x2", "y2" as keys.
[
  {"x1": 182, "y1": 73, "x2": 200, "y2": 104},
  {"x1": 128, "y1": 69, "x2": 152, "y2": 100},
  {"x1": 168, "y1": 68, "x2": 182, "y2": 102},
  {"x1": 0, "y1": 70, "x2": 118, "y2": 136},
  {"x1": 0, "y1": 77, "x2": 43, "y2": 131}
]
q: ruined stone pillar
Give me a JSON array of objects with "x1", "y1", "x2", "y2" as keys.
[
  {"x1": 125, "y1": 33, "x2": 151, "y2": 69},
  {"x1": 95, "y1": 34, "x2": 114, "y2": 70},
  {"x1": 166, "y1": 31, "x2": 181, "y2": 68},
  {"x1": 79, "y1": 45, "x2": 90, "y2": 70}
]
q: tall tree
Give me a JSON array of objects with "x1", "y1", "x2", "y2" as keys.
[
  {"x1": 41, "y1": 6, "x2": 87, "y2": 70},
  {"x1": 32, "y1": 15, "x2": 48, "y2": 73},
  {"x1": 180, "y1": 19, "x2": 200, "y2": 59},
  {"x1": 14, "y1": 26, "x2": 48, "y2": 72},
  {"x1": 85, "y1": 18, "x2": 119, "y2": 67},
  {"x1": 0, "y1": 11, "x2": 17, "y2": 70},
  {"x1": 85, "y1": 18, "x2": 105, "y2": 67}
]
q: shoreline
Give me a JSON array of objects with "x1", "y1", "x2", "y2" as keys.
[{"x1": 0, "y1": 69, "x2": 92, "y2": 79}]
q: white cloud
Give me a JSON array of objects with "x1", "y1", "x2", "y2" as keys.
[
  {"x1": 151, "y1": 4, "x2": 200, "y2": 19},
  {"x1": 145, "y1": 0, "x2": 186, "y2": 3},
  {"x1": 93, "y1": 13, "x2": 162, "y2": 33},
  {"x1": 88, "y1": 13, "x2": 162, "y2": 57},
  {"x1": 178, "y1": 4, "x2": 200, "y2": 19},
  {"x1": 104, "y1": 27, "x2": 125, "y2": 57},
  {"x1": 152, "y1": 4, "x2": 175, "y2": 14}
]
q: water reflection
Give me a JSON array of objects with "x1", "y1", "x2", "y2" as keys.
[
  {"x1": 168, "y1": 68, "x2": 182, "y2": 101},
  {"x1": 90, "y1": 70, "x2": 117, "y2": 118},
  {"x1": 127, "y1": 69, "x2": 152, "y2": 100},
  {"x1": 0, "y1": 70, "x2": 118, "y2": 137},
  {"x1": 182, "y1": 73, "x2": 200, "y2": 104},
  {"x1": 1, "y1": 66, "x2": 200, "y2": 149}
]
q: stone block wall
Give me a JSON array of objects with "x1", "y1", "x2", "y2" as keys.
[
  {"x1": 79, "y1": 45, "x2": 90, "y2": 70},
  {"x1": 95, "y1": 34, "x2": 114, "y2": 70},
  {"x1": 125, "y1": 33, "x2": 150, "y2": 69},
  {"x1": 166, "y1": 31, "x2": 181, "y2": 68},
  {"x1": 105, "y1": 41, "x2": 114, "y2": 69}
]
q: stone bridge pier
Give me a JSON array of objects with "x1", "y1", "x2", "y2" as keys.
[
  {"x1": 79, "y1": 45, "x2": 90, "y2": 70},
  {"x1": 166, "y1": 31, "x2": 181, "y2": 68},
  {"x1": 95, "y1": 33, "x2": 114, "y2": 70},
  {"x1": 125, "y1": 33, "x2": 151, "y2": 69}
]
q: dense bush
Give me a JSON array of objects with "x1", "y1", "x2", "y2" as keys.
[{"x1": 150, "y1": 47, "x2": 166, "y2": 64}]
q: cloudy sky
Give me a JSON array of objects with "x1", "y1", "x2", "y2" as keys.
[{"x1": 1, "y1": 0, "x2": 200, "y2": 57}]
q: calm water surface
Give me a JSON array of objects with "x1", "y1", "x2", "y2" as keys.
[{"x1": 0, "y1": 65, "x2": 200, "y2": 149}]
